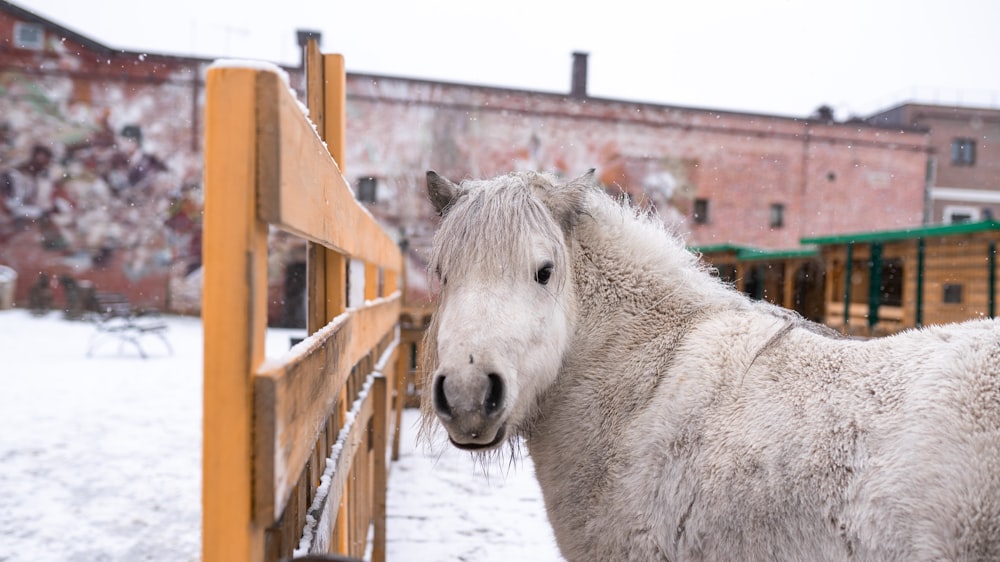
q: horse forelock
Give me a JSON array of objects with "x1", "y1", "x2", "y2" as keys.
[{"x1": 429, "y1": 172, "x2": 569, "y2": 286}]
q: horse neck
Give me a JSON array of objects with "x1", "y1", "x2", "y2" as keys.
[
  {"x1": 540, "y1": 209, "x2": 747, "y2": 427},
  {"x1": 525, "y1": 218, "x2": 735, "y2": 527},
  {"x1": 526, "y1": 212, "x2": 742, "y2": 508}
]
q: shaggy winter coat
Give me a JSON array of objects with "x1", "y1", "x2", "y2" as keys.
[{"x1": 422, "y1": 170, "x2": 1000, "y2": 562}]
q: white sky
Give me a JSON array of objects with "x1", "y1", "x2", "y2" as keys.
[{"x1": 15, "y1": 0, "x2": 1000, "y2": 119}]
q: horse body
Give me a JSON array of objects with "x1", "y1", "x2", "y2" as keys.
[{"x1": 423, "y1": 170, "x2": 1000, "y2": 561}]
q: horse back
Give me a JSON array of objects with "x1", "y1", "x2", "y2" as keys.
[{"x1": 611, "y1": 314, "x2": 1000, "y2": 561}]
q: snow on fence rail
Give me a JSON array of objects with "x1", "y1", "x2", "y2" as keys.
[{"x1": 202, "y1": 41, "x2": 404, "y2": 562}]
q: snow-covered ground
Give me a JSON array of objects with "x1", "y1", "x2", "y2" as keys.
[{"x1": 0, "y1": 309, "x2": 562, "y2": 562}]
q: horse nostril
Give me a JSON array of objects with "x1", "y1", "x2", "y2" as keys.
[
  {"x1": 484, "y1": 373, "x2": 504, "y2": 416},
  {"x1": 433, "y1": 375, "x2": 452, "y2": 419}
]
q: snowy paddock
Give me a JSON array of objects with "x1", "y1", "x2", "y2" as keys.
[{"x1": 0, "y1": 309, "x2": 562, "y2": 562}]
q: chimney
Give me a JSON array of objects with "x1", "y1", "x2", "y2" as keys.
[
  {"x1": 296, "y1": 29, "x2": 322, "y2": 67},
  {"x1": 571, "y1": 51, "x2": 589, "y2": 98}
]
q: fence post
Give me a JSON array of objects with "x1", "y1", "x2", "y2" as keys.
[
  {"x1": 372, "y1": 374, "x2": 388, "y2": 562},
  {"x1": 202, "y1": 66, "x2": 270, "y2": 562}
]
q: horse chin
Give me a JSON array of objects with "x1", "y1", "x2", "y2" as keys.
[{"x1": 449, "y1": 424, "x2": 507, "y2": 452}]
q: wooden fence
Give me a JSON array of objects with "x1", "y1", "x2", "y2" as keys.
[{"x1": 202, "y1": 42, "x2": 404, "y2": 562}]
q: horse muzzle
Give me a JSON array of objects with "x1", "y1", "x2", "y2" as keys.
[{"x1": 432, "y1": 369, "x2": 508, "y2": 450}]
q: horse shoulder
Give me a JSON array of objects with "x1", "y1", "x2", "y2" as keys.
[{"x1": 609, "y1": 313, "x2": 878, "y2": 558}]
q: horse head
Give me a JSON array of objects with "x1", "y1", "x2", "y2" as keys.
[{"x1": 423, "y1": 170, "x2": 594, "y2": 451}]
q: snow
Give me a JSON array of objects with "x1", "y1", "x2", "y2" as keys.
[
  {"x1": 207, "y1": 58, "x2": 290, "y2": 79},
  {"x1": 0, "y1": 309, "x2": 563, "y2": 561}
]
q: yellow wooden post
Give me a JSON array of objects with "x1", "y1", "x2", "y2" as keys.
[
  {"x1": 304, "y1": 43, "x2": 349, "y2": 327},
  {"x1": 365, "y1": 264, "x2": 380, "y2": 301},
  {"x1": 202, "y1": 66, "x2": 269, "y2": 562},
  {"x1": 321, "y1": 50, "x2": 349, "y2": 321},
  {"x1": 393, "y1": 338, "x2": 408, "y2": 460},
  {"x1": 391, "y1": 255, "x2": 405, "y2": 459},
  {"x1": 317, "y1": 51, "x2": 354, "y2": 556},
  {"x1": 371, "y1": 374, "x2": 389, "y2": 562},
  {"x1": 303, "y1": 44, "x2": 351, "y2": 554},
  {"x1": 305, "y1": 39, "x2": 330, "y2": 336},
  {"x1": 783, "y1": 261, "x2": 796, "y2": 311}
]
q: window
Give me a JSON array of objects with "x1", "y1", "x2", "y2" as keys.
[
  {"x1": 943, "y1": 284, "x2": 963, "y2": 304},
  {"x1": 357, "y1": 176, "x2": 377, "y2": 203},
  {"x1": 951, "y1": 138, "x2": 976, "y2": 166},
  {"x1": 14, "y1": 22, "x2": 44, "y2": 50},
  {"x1": 943, "y1": 205, "x2": 979, "y2": 224},
  {"x1": 769, "y1": 203, "x2": 785, "y2": 228},
  {"x1": 693, "y1": 198, "x2": 709, "y2": 224}
]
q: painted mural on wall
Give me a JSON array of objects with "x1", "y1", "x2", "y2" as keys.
[{"x1": 0, "y1": 69, "x2": 204, "y2": 311}]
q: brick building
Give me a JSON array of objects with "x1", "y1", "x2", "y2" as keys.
[
  {"x1": 342, "y1": 70, "x2": 931, "y2": 259},
  {"x1": 4, "y1": 1, "x2": 995, "y2": 325},
  {"x1": 869, "y1": 103, "x2": 1000, "y2": 224}
]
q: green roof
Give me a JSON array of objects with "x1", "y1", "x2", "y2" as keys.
[
  {"x1": 801, "y1": 220, "x2": 1000, "y2": 245},
  {"x1": 736, "y1": 247, "x2": 819, "y2": 261},
  {"x1": 688, "y1": 244, "x2": 818, "y2": 262},
  {"x1": 687, "y1": 243, "x2": 752, "y2": 255}
]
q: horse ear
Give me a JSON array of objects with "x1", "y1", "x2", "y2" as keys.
[
  {"x1": 427, "y1": 171, "x2": 460, "y2": 216},
  {"x1": 575, "y1": 168, "x2": 598, "y2": 188},
  {"x1": 545, "y1": 169, "x2": 595, "y2": 233}
]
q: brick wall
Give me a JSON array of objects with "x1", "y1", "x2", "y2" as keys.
[{"x1": 343, "y1": 75, "x2": 930, "y2": 258}]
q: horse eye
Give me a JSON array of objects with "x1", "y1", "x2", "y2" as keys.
[{"x1": 535, "y1": 262, "x2": 554, "y2": 285}]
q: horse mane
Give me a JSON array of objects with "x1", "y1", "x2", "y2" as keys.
[{"x1": 573, "y1": 180, "x2": 749, "y2": 315}]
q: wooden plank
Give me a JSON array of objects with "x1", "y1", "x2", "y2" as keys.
[
  {"x1": 202, "y1": 65, "x2": 270, "y2": 562},
  {"x1": 254, "y1": 70, "x2": 400, "y2": 271},
  {"x1": 303, "y1": 373, "x2": 378, "y2": 555},
  {"x1": 254, "y1": 294, "x2": 401, "y2": 521}
]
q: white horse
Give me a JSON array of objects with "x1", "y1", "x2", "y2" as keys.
[{"x1": 421, "y1": 170, "x2": 1000, "y2": 562}]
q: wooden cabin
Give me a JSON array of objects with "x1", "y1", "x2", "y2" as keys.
[
  {"x1": 692, "y1": 244, "x2": 825, "y2": 322},
  {"x1": 802, "y1": 220, "x2": 1000, "y2": 336}
]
